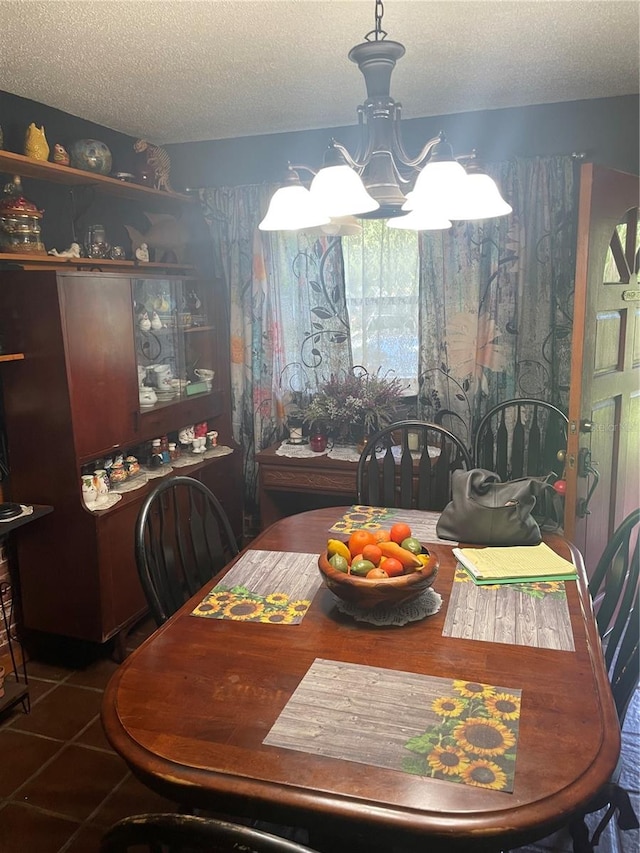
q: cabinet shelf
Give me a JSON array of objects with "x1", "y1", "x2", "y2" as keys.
[
  {"x1": 0, "y1": 150, "x2": 195, "y2": 206},
  {"x1": 0, "y1": 253, "x2": 195, "y2": 274},
  {"x1": 143, "y1": 324, "x2": 216, "y2": 335}
]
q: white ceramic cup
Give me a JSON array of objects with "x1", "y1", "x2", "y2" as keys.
[
  {"x1": 153, "y1": 364, "x2": 173, "y2": 389},
  {"x1": 82, "y1": 475, "x2": 97, "y2": 505}
]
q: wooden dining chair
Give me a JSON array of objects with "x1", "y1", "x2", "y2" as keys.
[
  {"x1": 100, "y1": 813, "x2": 320, "y2": 852},
  {"x1": 473, "y1": 398, "x2": 568, "y2": 480},
  {"x1": 568, "y1": 507, "x2": 640, "y2": 852},
  {"x1": 356, "y1": 420, "x2": 472, "y2": 511},
  {"x1": 135, "y1": 476, "x2": 239, "y2": 626}
]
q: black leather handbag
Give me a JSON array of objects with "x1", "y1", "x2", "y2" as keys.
[{"x1": 436, "y1": 468, "x2": 557, "y2": 545}]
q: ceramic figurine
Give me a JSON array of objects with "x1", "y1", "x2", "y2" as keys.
[
  {"x1": 125, "y1": 213, "x2": 187, "y2": 265},
  {"x1": 47, "y1": 242, "x2": 81, "y2": 258},
  {"x1": 133, "y1": 139, "x2": 173, "y2": 192},
  {"x1": 135, "y1": 242, "x2": 149, "y2": 263},
  {"x1": 69, "y1": 139, "x2": 112, "y2": 174},
  {"x1": 178, "y1": 425, "x2": 195, "y2": 447},
  {"x1": 53, "y1": 143, "x2": 70, "y2": 165},
  {"x1": 138, "y1": 309, "x2": 151, "y2": 330},
  {"x1": 125, "y1": 455, "x2": 140, "y2": 476},
  {"x1": 150, "y1": 310, "x2": 163, "y2": 330},
  {"x1": 24, "y1": 123, "x2": 50, "y2": 161}
]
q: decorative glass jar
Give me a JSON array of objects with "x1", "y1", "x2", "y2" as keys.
[{"x1": 0, "y1": 177, "x2": 45, "y2": 254}]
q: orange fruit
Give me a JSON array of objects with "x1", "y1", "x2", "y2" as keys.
[
  {"x1": 362, "y1": 544, "x2": 383, "y2": 566},
  {"x1": 348, "y1": 529, "x2": 376, "y2": 558},
  {"x1": 390, "y1": 522, "x2": 412, "y2": 544},
  {"x1": 373, "y1": 529, "x2": 391, "y2": 543},
  {"x1": 381, "y1": 557, "x2": 404, "y2": 577},
  {"x1": 366, "y1": 567, "x2": 389, "y2": 579}
]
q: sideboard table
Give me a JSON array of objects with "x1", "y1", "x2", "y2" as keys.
[{"x1": 256, "y1": 443, "x2": 358, "y2": 528}]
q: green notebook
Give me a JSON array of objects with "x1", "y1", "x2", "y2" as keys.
[{"x1": 453, "y1": 542, "x2": 577, "y2": 585}]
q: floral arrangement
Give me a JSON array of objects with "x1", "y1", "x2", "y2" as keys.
[{"x1": 301, "y1": 368, "x2": 406, "y2": 442}]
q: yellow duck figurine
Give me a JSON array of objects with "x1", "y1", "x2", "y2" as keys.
[{"x1": 24, "y1": 123, "x2": 50, "y2": 161}]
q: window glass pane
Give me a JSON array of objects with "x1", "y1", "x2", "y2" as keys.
[{"x1": 342, "y1": 220, "x2": 419, "y2": 393}]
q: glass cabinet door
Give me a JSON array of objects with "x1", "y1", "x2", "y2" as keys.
[{"x1": 133, "y1": 277, "x2": 216, "y2": 412}]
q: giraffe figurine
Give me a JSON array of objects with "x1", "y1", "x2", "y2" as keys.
[{"x1": 133, "y1": 139, "x2": 173, "y2": 192}]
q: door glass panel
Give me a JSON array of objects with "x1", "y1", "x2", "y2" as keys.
[
  {"x1": 602, "y1": 214, "x2": 640, "y2": 283},
  {"x1": 134, "y1": 278, "x2": 186, "y2": 409},
  {"x1": 133, "y1": 277, "x2": 215, "y2": 413}
]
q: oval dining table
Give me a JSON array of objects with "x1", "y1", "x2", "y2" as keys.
[{"x1": 101, "y1": 507, "x2": 619, "y2": 852}]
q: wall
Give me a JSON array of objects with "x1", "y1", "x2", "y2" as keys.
[
  {"x1": 0, "y1": 91, "x2": 155, "y2": 252},
  {"x1": 166, "y1": 95, "x2": 639, "y2": 191}
]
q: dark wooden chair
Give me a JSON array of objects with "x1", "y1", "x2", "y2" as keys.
[
  {"x1": 473, "y1": 398, "x2": 568, "y2": 479},
  {"x1": 568, "y1": 508, "x2": 640, "y2": 852},
  {"x1": 356, "y1": 420, "x2": 472, "y2": 511},
  {"x1": 135, "y1": 476, "x2": 239, "y2": 626},
  {"x1": 100, "y1": 813, "x2": 320, "y2": 853}
]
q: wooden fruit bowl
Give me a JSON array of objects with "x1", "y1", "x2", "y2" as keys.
[{"x1": 318, "y1": 549, "x2": 439, "y2": 611}]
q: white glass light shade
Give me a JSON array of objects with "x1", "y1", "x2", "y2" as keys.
[
  {"x1": 259, "y1": 185, "x2": 330, "y2": 231},
  {"x1": 444, "y1": 172, "x2": 513, "y2": 220},
  {"x1": 310, "y1": 165, "x2": 379, "y2": 217},
  {"x1": 321, "y1": 215, "x2": 363, "y2": 236},
  {"x1": 408, "y1": 159, "x2": 468, "y2": 211},
  {"x1": 387, "y1": 210, "x2": 452, "y2": 231}
]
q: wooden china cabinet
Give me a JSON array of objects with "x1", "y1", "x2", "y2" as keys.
[{"x1": 0, "y1": 151, "x2": 241, "y2": 646}]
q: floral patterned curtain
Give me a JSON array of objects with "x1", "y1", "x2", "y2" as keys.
[
  {"x1": 417, "y1": 155, "x2": 576, "y2": 451},
  {"x1": 199, "y1": 186, "x2": 351, "y2": 523}
]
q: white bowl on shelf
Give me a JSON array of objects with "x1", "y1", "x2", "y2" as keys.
[
  {"x1": 194, "y1": 368, "x2": 215, "y2": 383},
  {"x1": 139, "y1": 387, "x2": 157, "y2": 408}
]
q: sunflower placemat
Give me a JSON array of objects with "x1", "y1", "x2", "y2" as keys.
[
  {"x1": 191, "y1": 550, "x2": 322, "y2": 624},
  {"x1": 442, "y1": 566, "x2": 575, "y2": 651},
  {"x1": 330, "y1": 505, "x2": 456, "y2": 545},
  {"x1": 264, "y1": 658, "x2": 521, "y2": 792}
]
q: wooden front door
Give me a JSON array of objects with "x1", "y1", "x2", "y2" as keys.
[{"x1": 565, "y1": 162, "x2": 639, "y2": 573}]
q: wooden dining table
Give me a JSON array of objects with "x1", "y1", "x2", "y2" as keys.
[{"x1": 101, "y1": 506, "x2": 620, "y2": 852}]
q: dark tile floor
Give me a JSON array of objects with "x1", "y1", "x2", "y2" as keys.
[{"x1": 0, "y1": 617, "x2": 637, "y2": 853}]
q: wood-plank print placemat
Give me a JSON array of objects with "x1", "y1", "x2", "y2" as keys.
[
  {"x1": 330, "y1": 505, "x2": 456, "y2": 545},
  {"x1": 442, "y1": 566, "x2": 575, "y2": 651},
  {"x1": 264, "y1": 658, "x2": 521, "y2": 792},
  {"x1": 191, "y1": 550, "x2": 322, "y2": 624}
]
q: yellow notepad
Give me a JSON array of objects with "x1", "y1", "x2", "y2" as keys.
[{"x1": 453, "y1": 542, "x2": 577, "y2": 585}]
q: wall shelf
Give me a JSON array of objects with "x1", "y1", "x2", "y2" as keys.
[
  {"x1": 0, "y1": 354, "x2": 25, "y2": 363},
  {"x1": 0, "y1": 150, "x2": 196, "y2": 206},
  {"x1": 0, "y1": 253, "x2": 194, "y2": 274}
]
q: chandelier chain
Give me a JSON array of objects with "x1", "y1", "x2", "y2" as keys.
[{"x1": 364, "y1": 0, "x2": 387, "y2": 42}]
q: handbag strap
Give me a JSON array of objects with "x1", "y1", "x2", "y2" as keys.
[{"x1": 531, "y1": 476, "x2": 564, "y2": 531}]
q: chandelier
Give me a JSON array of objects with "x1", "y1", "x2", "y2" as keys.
[{"x1": 259, "y1": 0, "x2": 512, "y2": 233}]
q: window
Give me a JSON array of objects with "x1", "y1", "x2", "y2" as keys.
[{"x1": 342, "y1": 219, "x2": 419, "y2": 393}]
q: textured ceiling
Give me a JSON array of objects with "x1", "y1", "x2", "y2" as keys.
[{"x1": 2, "y1": 0, "x2": 638, "y2": 145}]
